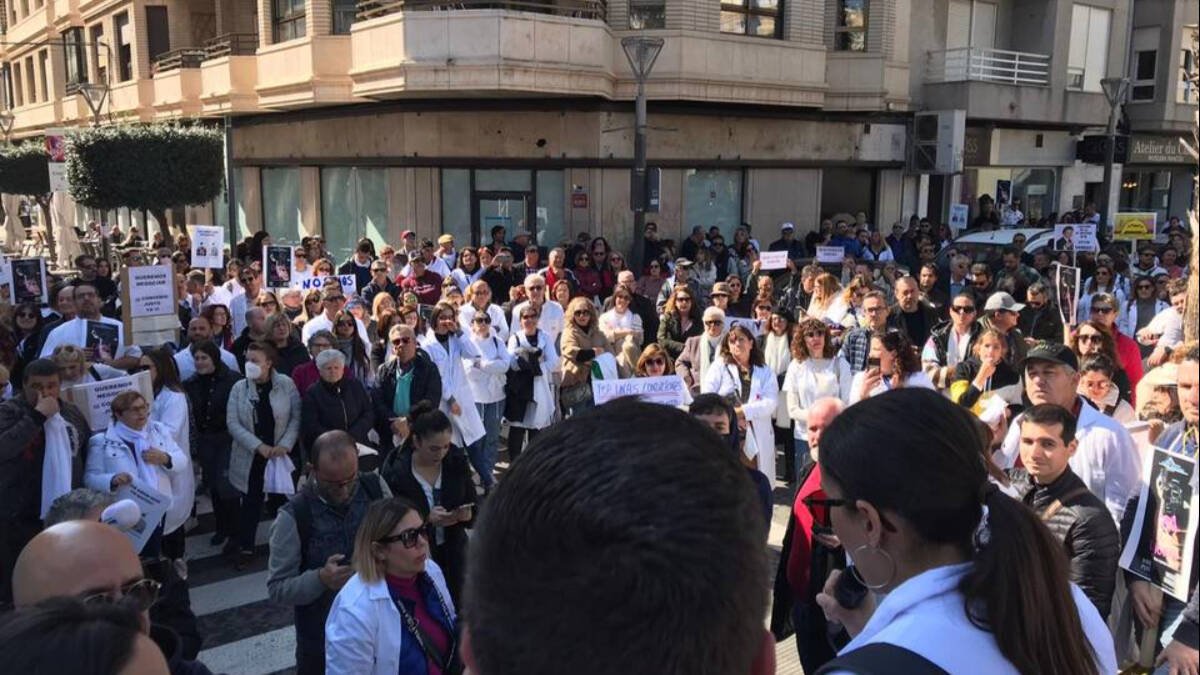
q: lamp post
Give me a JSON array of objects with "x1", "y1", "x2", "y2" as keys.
[
  {"x1": 622, "y1": 36, "x2": 663, "y2": 274},
  {"x1": 76, "y1": 81, "x2": 111, "y2": 264},
  {"x1": 0, "y1": 110, "x2": 14, "y2": 144},
  {"x1": 1099, "y1": 77, "x2": 1129, "y2": 237}
]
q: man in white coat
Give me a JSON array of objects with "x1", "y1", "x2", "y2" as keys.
[
  {"x1": 40, "y1": 281, "x2": 141, "y2": 370},
  {"x1": 174, "y1": 317, "x2": 240, "y2": 381}
]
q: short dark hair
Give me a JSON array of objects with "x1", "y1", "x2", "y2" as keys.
[
  {"x1": 0, "y1": 597, "x2": 143, "y2": 675},
  {"x1": 1020, "y1": 403, "x2": 1078, "y2": 444},
  {"x1": 245, "y1": 340, "x2": 279, "y2": 366},
  {"x1": 464, "y1": 399, "x2": 768, "y2": 675},
  {"x1": 24, "y1": 358, "x2": 60, "y2": 381}
]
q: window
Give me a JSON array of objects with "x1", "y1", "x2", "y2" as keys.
[
  {"x1": 114, "y1": 12, "x2": 133, "y2": 82},
  {"x1": 1, "y1": 65, "x2": 13, "y2": 109},
  {"x1": 835, "y1": 0, "x2": 867, "y2": 52},
  {"x1": 1067, "y1": 4, "x2": 1110, "y2": 92},
  {"x1": 685, "y1": 169, "x2": 742, "y2": 241},
  {"x1": 333, "y1": 0, "x2": 357, "y2": 34},
  {"x1": 12, "y1": 63, "x2": 23, "y2": 107},
  {"x1": 146, "y1": 6, "x2": 171, "y2": 64},
  {"x1": 273, "y1": 0, "x2": 306, "y2": 43},
  {"x1": 321, "y1": 167, "x2": 388, "y2": 262},
  {"x1": 37, "y1": 50, "x2": 48, "y2": 102},
  {"x1": 1180, "y1": 28, "x2": 1198, "y2": 104},
  {"x1": 1131, "y1": 50, "x2": 1157, "y2": 101},
  {"x1": 535, "y1": 170, "x2": 565, "y2": 247},
  {"x1": 24, "y1": 58, "x2": 35, "y2": 103},
  {"x1": 720, "y1": 0, "x2": 781, "y2": 38},
  {"x1": 62, "y1": 28, "x2": 87, "y2": 92},
  {"x1": 89, "y1": 24, "x2": 107, "y2": 85},
  {"x1": 628, "y1": 0, "x2": 665, "y2": 29},
  {"x1": 261, "y1": 167, "x2": 304, "y2": 245},
  {"x1": 1120, "y1": 170, "x2": 1172, "y2": 224}
]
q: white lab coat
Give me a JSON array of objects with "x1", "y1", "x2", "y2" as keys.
[
  {"x1": 325, "y1": 561, "x2": 455, "y2": 675},
  {"x1": 506, "y1": 329, "x2": 558, "y2": 430},
  {"x1": 701, "y1": 358, "x2": 779, "y2": 483},
  {"x1": 150, "y1": 388, "x2": 195, "y2": 533},
  {"x1": 458, "y1": 302, "x2": 510, "y2": 343},
  {"x1": 466, "y1": 332, "x2": 513, "y2": 404},
  {"x1": 84, "y1": 422, "x2": 190, "y2": 532},
  {"x1": 511, "y1": 300, "x2": 565, "y2": 346},
  {"x1": 1119, "y1": 298, "x2": 1168, "y2": 338},
  {"x1": 420, "y1": 329, "x2": 485, "y2": 447},
  {"x1": 997, "y1": 397, "x2": 1141, "y2": 524}
]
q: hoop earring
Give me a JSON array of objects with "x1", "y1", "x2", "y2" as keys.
[{"x1": 850, "y1": 544, "x2": 896, "y2": 590}]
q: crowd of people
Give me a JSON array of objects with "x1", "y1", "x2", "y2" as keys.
[{"x1": 0, "y1": 209, "x2": 1196, "y2": 675}]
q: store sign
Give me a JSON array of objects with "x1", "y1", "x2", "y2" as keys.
[
  {"x1": 1076, "y1": 135, "x2": 1130, "y2": 164},
  {"x1": 1128, "y1": 135, "x2": 1191, "y2": 165},
  {"x1": 963, "y1": 127, "x2": 991, "y2": 166}
]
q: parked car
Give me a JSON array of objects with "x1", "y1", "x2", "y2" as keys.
[{"x1": 935, "y1": 228, "x2": 1054, "y2": 273}]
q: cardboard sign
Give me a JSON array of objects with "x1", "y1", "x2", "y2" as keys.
[
  {"x1": 189, "y1": 225, "x2": 225, "y2": 269},
  {"x1": 592, "y1": 375, "x2": 690, "y2": 407},
  {"x1": 758, "y1": 250, "x2": 788, "y2": 271},
  {"x1": 117, "y1": 479, "x2": 171, "y2": 554},
  {"x1": 949, "y1": 204, "x2": 969, "y2": 232},
  {"x1": 1114, "y1": 212, "x2": 1158, "y2": 241},
  {"x1": 816, "y1": 246, "x2": 845, "y2": 264},
  {"x1": 45, "y1": 128, "x2": 69, "y2": 193},
  {"x1": 1053, "y1": 263, "x2": 1082, "y2": 327},
  {"x1": 1053, "y1": 223, "x2": 1098, "y2": 252},
  {"x1": 1120, "y1": 445, "x2": 1198, "y2": 601},
  {"x1": 294, "y1": 273, "x2": 357, "y2": 296},
  {"x1": 122, "y1": 266, "x2": 178, "y2": 347},
  {"x1": 0, "y1": 255, "x2": 12, "y2": 305},
  {"x1": 11, "y1": 258, "x2": 48, "y2": 305},
  {"x1": 66, "y1": 370, "x2": 155, "y2": 433},
  {"x1": 264, "y1": 245, "x2": 294, "y2": 289}
]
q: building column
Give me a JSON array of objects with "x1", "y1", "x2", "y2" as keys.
[
  {"x1": 307, "y1": 0, "x2": 331, "y2": 37},
  {"x1": 257, "y1": 0, "x2": 273, "y2": 47},
  {"x1": 300, "y1": 166, "x2": 322, "y2": 239}
]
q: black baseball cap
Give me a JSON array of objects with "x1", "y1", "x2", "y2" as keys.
[{"x1": 1021, "y1": 342, "x2": 1078, "y2": 372}]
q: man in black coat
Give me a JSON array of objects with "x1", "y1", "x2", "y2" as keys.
[{"x1": 372, "y1": 324, "x2": 443, "y2": 459}]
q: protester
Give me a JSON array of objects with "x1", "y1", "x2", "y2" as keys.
[
  {"x1": 921, "y1": 291, "x2": 981, "y2": 390},
  {"x1": 372, "y1": 324, "x2": 443, "y2": 460},
  {"x1": 139, "y1": 348, "x2": 194, "y2": 561},
  {"x1": 676, "y1": 306, "x2": 726, "y2": 395},
  {"x1": 655, "y1": 258, "x2": 698, "y2": 313},
  {"x1": 1070, "y1": 319, "x2": 1135, "y2": 404},
  {"x1": 701, "y1": 324, "x2": 779, "y2": 483},
  {"x1": 465, "y1": 311, "x2": 512, "y2": 493},
  {"x1": 459, "y1": 280, "x2": 509, "y2": 342},
  {"x1": 511, "y1": 274, "x2": 565, "y2": 346},
  {"x1": 0, "y1": 597, "x2": 170, "y2": 675},
  {"x1": 505, "y1": 306, "x2": 558, "y2": 461},
  {"x1": 181, "y1": 340, "x2": 241, "y2": 548},
  {"x1": 657, "y1": 285, "x2": 702, "y2": 362},
  {"x1": 1085, "y1": 292, "x2": 1144, "y2": 394},
  {"x1": 1018, "y1": 281, "x2": 1064, "y2": 344},
  {"x1": 1140, "y1": 278, "x2": 1189, "y2": 367},
  {"x1": 267, "y1": 430, "x2": 390, "y2": 674},
  {"x1": 330, "y1": 309, "x2": 373, "y2": 386},
  {"x1": 39, "y1": 281, "x2": 140, "y2": 369},
  {"x1": 840, "y1": 291, "x2": 890, "y2": 373},
  {"x1": 264, "y1": 312, "x2": 308, "y2": 376},
  {"x1": 636, "y1": 258, "x2": 667, "y2": 301},
  {"x1": 598, "y1": 286, "x2": 643, "y2": 376},
  {"x1": 420, "y1": 302, "x2": 485, "y2": 454},
  {"x1": 889, "y1": 276, "x2": 938, "y2": 347},
  {"x1": 980, "y1": 291, "x2": 1029, "y2": 367},
  {"x1": 783, "y1": 319, "x2": 851, "y2": 480},
  {"x1": 634, "y1": 343, "x2": 676, "y2": 378},
  {"x1": 51, "y1": 343, "x2": 125, "y2": 386},
  {"x1": 301, "y1": 349, "x2": 375, "y2": 459},
  {"x1": 174, "y1": 317, "x2": 240, "y2": 381},
  {"x1": 949, "y1": 328, "x2": 1022, "y2": 409},
  {"x1": 1077, "y1": 355, "x2": 1136, "y2": 423},
  {"x1": 849, "y1": 331, "x2": 934, "y2": 403}
]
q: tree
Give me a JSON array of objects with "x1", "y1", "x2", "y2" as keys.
[
  {"x1": 0, "y1": 142, "x2": 55, "y2": 256},
  {"x1": 66, "y1": 123, "x2": 224, "y2": 237}
]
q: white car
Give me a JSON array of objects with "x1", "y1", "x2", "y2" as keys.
[{"x1": 935, "y1": 228, "x2": 1054, "y2": 271}]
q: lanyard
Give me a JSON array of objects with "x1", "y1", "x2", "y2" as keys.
[{"x1": 391, "y1": 578, "x2": 456, "y2": 673}]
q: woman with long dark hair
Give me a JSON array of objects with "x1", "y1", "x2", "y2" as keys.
[
  {"x1": 849, "y1": 331, "x2": 934, "y2": 404},
  {"x1": 812, "y1": 388, "x2": 1115, "y2": 673},
  {"x1": 656, "y1": 286, "x2": 702, "y2": 361},
  {"x1": 701, "y1": 323, "x2": 779, "y2": 483},
  {"x1": 333, "y1": 309, "x2": 374, "y2": 386},
  {"x1": 202, "y1": 304, "x2": 235, "y2": 351},
  {"x1": 184, "y1": 340, "x2": 242, "y2": 547},
  {"x1": 1069, "y1": 318, "x2": 1134, "y2": 404}
]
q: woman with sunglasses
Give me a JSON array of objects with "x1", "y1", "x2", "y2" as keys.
[
  {"x1": 1121, "y1": 276, "x2": 1168, "y2": 359},
  {"x1": 254, "y1": 291, "x2": 281, "y2": 317},
  {"x1": 559, "y1": 297, "x2": 611, "y2": 418},
  {"x1": 294, "y1": 289, "x2": 324, "y2": 330},
  {"x1": 459, "y1": 280, "x2": 509, "y2": 343},
  {"x1": 465, "y1": 309, "x2": 513, "y2": 494},
  {"x1": 635, "y1": 259, "x2": 667, "y2": 302},
  {"x1": 634, "y1": 343, "x2": 675, "y2": 378},
  {"x1": 1086, "y1": 292, "x2": 1143, "y2": 390},
  {"x1": 782, "y1": 319, "x2": 851, "y2": 480},
  {"x1": 701, "y1": 324, "x2": 779, "y2": 483},
  {"x1": 326, "y1": 497, "x2": 458, "y2": 675},
  {"x1": 10, "y1": 301, "x2": 46, "y2": 370},
  {"x1": 330, "y1": 309, "x2": 374, "y2": 386},
  {"x1": 810, "y1": 389, "x2": 1115, "y2": 674},
  {"x1": 657, "y1": 286, "x2": 702, "y2": 362},
  {"x1": 380, "y1": 402, "x2": 476, "y2": 604},
  {"x1": 1077, "y1": 355, "x2": 1136, "y2": 424},
  {"x1": 1070, "y1": 318, "x2": 1136, "y2": 405},
  {"x1": 1077, "y1": 263, "x2": 1127, "y2": 320},
  {"x1": 505, "y1": 305, "x2": 557, "y2": 461}
]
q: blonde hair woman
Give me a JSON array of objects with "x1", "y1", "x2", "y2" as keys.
[
  {"x1": 51, "y1": 344, "x2": 124, "y2": 387},
  {"x1": 559, "y1": 296, "x2": 611, "y2": 417},
  {"x1": 806, "y1": 273, "x2": 847, "y2": 323},
  {"x1": 325, "y1": 497, "x2": 458, "y2": 675}
]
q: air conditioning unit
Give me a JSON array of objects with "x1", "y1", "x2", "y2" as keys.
[{"x1": 911, "y1": 110, "x2": 966, "y2": 175}]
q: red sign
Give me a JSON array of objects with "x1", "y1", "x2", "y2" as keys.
[{"x1": 572, "y1": 191, "x2": 588, "y2": 209}]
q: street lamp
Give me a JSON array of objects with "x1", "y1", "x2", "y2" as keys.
[
  {"x1": 76, "y1": 82, "x2": 109, "y2": 128},
  {"x1": 622, "y1": 36, "x2": 663, "y2": 274},
  {"x1": 1099, "y1": 76, "x2": 1129, "y2": 236},
  {"x1": 0, "y1": 110, "x2": 14, "y2": 144}
]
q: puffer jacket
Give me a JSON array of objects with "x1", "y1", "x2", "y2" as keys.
[{"x1": 1010, "y1": 467, "x2": 1119, "y2": 618}]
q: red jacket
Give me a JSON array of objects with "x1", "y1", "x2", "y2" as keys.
[{"x1": 786, "y1": 464, "x2": 825, "y2": 593}]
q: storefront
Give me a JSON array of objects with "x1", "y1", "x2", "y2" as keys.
[
  {"x1": 1119, "y1": 134, "x2": 1196, "y2": 224},
  {"x1": 950, "y1": 127, "x2": 1073, "y2": 224}
]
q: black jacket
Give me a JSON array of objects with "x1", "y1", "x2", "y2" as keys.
[
  {"x1": 1019, "y1": 303, "x2": 1064, "y2": 344},
  {"x1": 361, "y1": 279, "x2": 399, "y2": 309},
  {"x1": 271, "y1": 337, "x2": 310, "y2": 377},
  {"x1": 300, "y1": 377, "x2": 375, "y2": 453},
  {"x1": 337, "y1": 258, "x2": 374, "y2": 293},
  {"x1": 950, "y1": 358, "x2": 1021, "y2": 409},
  {"x1": 887, "y1": 300, "x2": 940, "y2": 347},
  {"x1": 183, "y1": 367, "x2": 241, "y2": 436},
  {"x1": 1011, "y1": 467, "x2": 1119, "y2": 618},
  {"x1": 0, "y1": 397, "x2": 90, "y2": 523},
  {"x1": 372, "y1": 353, "x2": 443, "y2": 457},
  {"x1": 656, "y1": 313, "x2": 702, "y2": 361}
]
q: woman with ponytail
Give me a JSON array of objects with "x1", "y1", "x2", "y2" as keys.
[{"x1": 810, "y1": 388, "x2": 1116, "y2": 674}]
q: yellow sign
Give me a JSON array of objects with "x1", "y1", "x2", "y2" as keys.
[{"x1": 1113, "y1": 212, "x2": 1157, "y2": 241}]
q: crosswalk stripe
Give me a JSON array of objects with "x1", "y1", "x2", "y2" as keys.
[
  {"x1": 191, "y1": 570, "x2": 270, "y2": 617},
  {"x1": 197, "y1": 626, "x2": 297, "y2": 675}
]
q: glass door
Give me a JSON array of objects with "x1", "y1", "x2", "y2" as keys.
[{"x1": 474, "y1": 192, "x2": 529, "y2": 247}]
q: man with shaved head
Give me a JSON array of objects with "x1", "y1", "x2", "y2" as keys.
[{"x1": 12, "y1": 521, "x2": 213, "y2": 675}]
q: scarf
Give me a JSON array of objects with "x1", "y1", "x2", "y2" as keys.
[
  {"x1": 700, "y1": 336, "x2": 720, "y2": 379},
  {"x1": 110, "y1": 421, "x2": 166, "y2": 490},
  {"x1": 40, "y1": 413, "x2": 74, "y2": 519},
  {"x1": 764, "y1": 332, "x2": 791, "y2": 375}
]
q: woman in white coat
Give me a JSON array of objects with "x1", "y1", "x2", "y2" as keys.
[
  {"x1": 701, "y1": 324, "x2": 779, "y2": 484},
  {"x1": 85, "y1": 390, "x2": 189, "y2": 556},
  {"x1": 421, "y1": 302, "x2": 485, "y2": 450},
  {"x1": 505, "y1": 304, "x2": 558, "y2": 461},
  {"x1": 465, "y1": 311, "x2": 513, "y2": 492},
  {"x1": 326, "y1": 497, "x2": 458, "y2": 675},
  {"x1": 139, "y1": 348, "x2": 194, "y2": 548},
  {"x1": 458, "y1": 280, "x2": 509, "y2": 342}
]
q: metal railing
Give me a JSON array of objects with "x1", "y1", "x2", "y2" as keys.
[
  {"x1": 926, "y1": 47, "x2": 1050, "y2": 86},
  {"x1": 204, "y1": 33, "x2": 260, "y2": 59},
  {"x1": 152, "y1": 48, "x2": 208, "y2": 73},
  {"x1": 357, "y1": 0, "x2": 607, "y2": 21}
]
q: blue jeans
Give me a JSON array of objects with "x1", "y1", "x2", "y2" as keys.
[{"x1": 470, "y1": 401, "x2": 503, "y2": 489}]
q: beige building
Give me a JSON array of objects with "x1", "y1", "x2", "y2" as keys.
[{"x1": 0, "y1": 0, "x2": 1193, "y2": 260}]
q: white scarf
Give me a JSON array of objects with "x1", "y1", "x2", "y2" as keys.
[
  {"x1": 110, "y1": 421, "x2": 166, "y2": 490},
  {"x1": 40, "y1": 413, "x2": 74, "y2": 519},
  {"x1": 764, "y1": 332, "x2": 791, "y2": 375}
]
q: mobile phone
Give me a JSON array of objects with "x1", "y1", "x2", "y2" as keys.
[
  {"x1": 455, "y1": 503, "x2": 474, "y2": 512},
  {"x1": 867, "y1": 357, "x2": 881, "y2": 369},
  {"x1": 812, "y1": 524, "x2": 834, "y2": 537},
  {"x1": 834, "y1": 566, "x2": 869, "y2": 610},
  {"x1": 336, "y1": 557, "x2": 351, "y2": 567}
]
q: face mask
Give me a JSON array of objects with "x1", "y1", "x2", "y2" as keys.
[{"x1": 245, "y1": 362, "x2": 263, "y2": 380}]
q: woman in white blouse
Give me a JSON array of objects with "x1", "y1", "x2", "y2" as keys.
[
  {"x1": 806, "y1": 273, "x2": 848, "y2": 324},
  {"x1": 782, "y1": 318, "x2": 851, "y2": 480},
  {"x1": 701, "y1": 324, "x2": 779, "y2": 483},
  {"x1": 598, "y1": 286, "x2": 644, "y2": 377},
  {"x1": 465, "y1": 311, "x2": 513, "y2": 493},
  {"x1": 458, "y1": 280, "x2": 509, "y2": 342},
  {"x1": 849, "y1": 331, "x2": 936, "y2": 404}
]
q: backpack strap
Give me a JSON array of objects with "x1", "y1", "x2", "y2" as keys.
[
  {"x1": 292, "y1": 493, "x2": 313, "y2": 566},
  {"x1": 360, "y1": 471, "x2": 384, "y2": 501},
  {"x1": 815, "y1": 643, "x2": 950, "y2": 675}
]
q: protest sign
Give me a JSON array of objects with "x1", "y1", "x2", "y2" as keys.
[
  {"x1": 0, "y1": 255, "x2": 12, "y2": 305},
  {"x1": 122, "y1": 265, "x2": 178, "y2": 346},
  {"x1": 1119, "y1": 446, "x2": 1198, "y2": 601},
  {"x1": 1053, "y1": 264, "x2": 1081, "y2": 327},
  {"x1": 1053, "y1": 223, "x2": 1098, "y2": 252},
  {"x1": 85, "y1": 321, "x2": 120, "y2": 362},
  {"x1": 724, "y1": 317, "x2": 763, "y2": 337},
  {"x1": 592, "y1": 375, "x2": 690, "y2": 407},
  {"x1": 816, "y1": 246, "x2": 845, "y2": 264},
  {"x1": 295, "y1": 273, "x2": 357, "y2": 296},
  {"x1": 758, "y1": 250, "x2": 788, "y2": 271},
  {"x1": 949, "y1": 204, "x2": 969, "y2": 232},
  {"x1": 66, "y1": 370, "x2": 154, "y2": 432},
  {"x1": 264, "y1": 245, "x2": 295, "y2": 289},
  {"x1": 1114, "y1": 212, "x2": 1157, "y2": 241},
  {"x1": 11, "y1": 258, "x2": 48, "y2": 305},
  {"x1": 190, "y1": 225, "x2": 225, "y2": 269},
  {"x1": 117, "y1": 479, "x2": 171, "y2": 554}
]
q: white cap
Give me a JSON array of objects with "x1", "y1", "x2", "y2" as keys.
[{"x1": 780, "y1": 222, "x2": 795, "y2": 231}]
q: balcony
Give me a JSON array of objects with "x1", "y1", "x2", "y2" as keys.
[
  {"x1": 205, "y1": 33, "x2": 260, "y2": 59},
  {"x1": 256, "y1": 36, "x2": 359, "y2": 109},
  {"x1": 926, "y1": 47, "x2": 1050, "y2": 86},
  {"x1": 152, "y1": 48, "x2": 208, "y2": 74},
  {"x1": 358, "y1": 0, "x2": 608, "y2": 21}
]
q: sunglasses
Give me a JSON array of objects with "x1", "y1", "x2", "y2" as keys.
[
  {"x1": 372, "y1": 268, "x2": 387, "y2": 273},
  {"x1": 676, "y1": 297, "x2": 693, "y2": 303},
  {"x1": 378, "y1": 525, "x2": 432, "y2": 549},
  {"x1": 802, "y1": 496, "x2": 850, "y2": 528},
  {"x1": 81, "y1": 578, "x2": 161, "y2": 613},
  {"x1": 704, "y1": 320, "x2": 724, "y2": 327},
  {"x1": 1078, "y1": 334, "x2": 1103, "y2": 343},
  {"x1": 1137, "y1": 284, "x2": 1153, "y2": 290},
  {"x1": 1091, "y1": 307, "x2": 1115, "y2": 314},
  {"x1": 325, "y1": 296, "x2": 346, "y2": 303},
  {"x1": 573, "y1": 310, "x2": 591, "y2": 317},
  {"x1": 950, "y1": 305, "x2": 976, "y2": 314},
  {"x1": 390, "y1": 337, "x2": 414, "y2": 346},
  {"x1": 644, "y1": 357, "x2": 665, "y2": 366},
  {"x1": 257, "y1": 300, "x2": 278, "y2": 307},
  {"x1": 473, "y1": 316, "x2": 492, "y2": 324}
]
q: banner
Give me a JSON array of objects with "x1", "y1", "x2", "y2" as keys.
[
  {"x1": 189, "y1": 225, "x2": 225, "y2": 269},
  {"x1": 66, "y1": 370, "x2": 154, "y2": 433},
  {"x1": 11, "y1": 257, "x2": 48, "y2": 305},
  {"x1": 1053, "y1": 223, "x2": 1098, "y2": 252},
  {"x1": 122, "y1": 266, "x2": 178, "y2": 347},
  {"x1": 816, "y1": 246, "x2": 845, "y2": 264},
  {"x1": 758, "y1": 250, "x2": 788, "y2": 271},
  {"x1": 45, "y1": 128, "x2": 69, "y2": 193},
  {"x1": 1053, "y1": 264, "x2": 1081, "y2": 327},
  {"x1": 592, "y1": 375, "x2": 690, "y2": 407},
  {"x1": 117, "y1": 479, "x2": 171, "y2": 554},
  {"x1": 264, "y1": 245, "x2": 295, "y2": 289},
  {"x1": 1113, "y1": 212, "x2": 1158, "y2": 241},
  {"x1": 294, "y1": 273, "x2": 357, "y2": 296},
  {"x1": 1119, "y1": 445, "x2": 1199, "y2": 602},
  {"x1": 949, "y1": 204, "x2": 969, "y2": 233},
  {"x1": 0, "y1": 255, "x2": 12, "y2": 305}
]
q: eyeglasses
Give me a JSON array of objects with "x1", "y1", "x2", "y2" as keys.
[
  {"x1": 473, "y1": 316, "x2": 492, "y2": 324},
  {"x1": 573, "y1": 310, "x2": 591, "y2": 317},
  {"x1": 950, "y1": 305, "x2": 976, "y2": 314},
  {"x1": 802, "y1": 496, "x2": 849, "y2": 528},
  {"x1": 377, "y1": 525, "x2": 432, "y2": 549},
  {"x1": 703, "y1": 320, "x2": 724, "y2": 327},
  {"x1": 1091, "y1": 307, "x2": 1115, "y2": 314},
  {"x1": 317, "y1": 473, "x2": 358, "y2": 490},
  {"x1": 1078, "y1": 334, "x2": 1103, "y2": 343},
  {"x1": 645, "y1": 357, "x2": 665, "y2": 366},
  {"x1": 325, "y1": 296, "x2": 346, "y2": 304},
  {"x1": 390, "y1": 337, "x2": 414, "y2": 346},
  {"x1": 81, "y1": 578, "x2": 161, "y2": 613}
]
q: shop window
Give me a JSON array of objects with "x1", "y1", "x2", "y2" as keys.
[
  {"x1": 835, "y1": 0, "x2": 867, "y2": 52},
  {"x1": 1067, "y1": 4, "x2": 1110, "y2": 92},
  {"x1": 721, "y1": 0, "x2": 781, "y2": 38},
  {"x1": 441, "y1": 169, "x2": 473, "y2": 246},
  {"x1": 321, "y1": 167, "x2": 389, "y2": 262},
  {"x1": 273, "y1": 0, "x2": 306, "y2": 44},
  {"x1": 536, "y1": 170, "x2": 565, "y2": 248},
  {"x1": 1120, "y1": 170, "x2": 1171, "y2": 223},
  {"x1": 629, "y1": 0, "x2": 665, "y2": 29},
  {"x1": 685, "y1": 169, "x2": 742, "y2": 241},
  {"x1": 261, "y1": 167, "x2": 304, "y2": 245}
]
